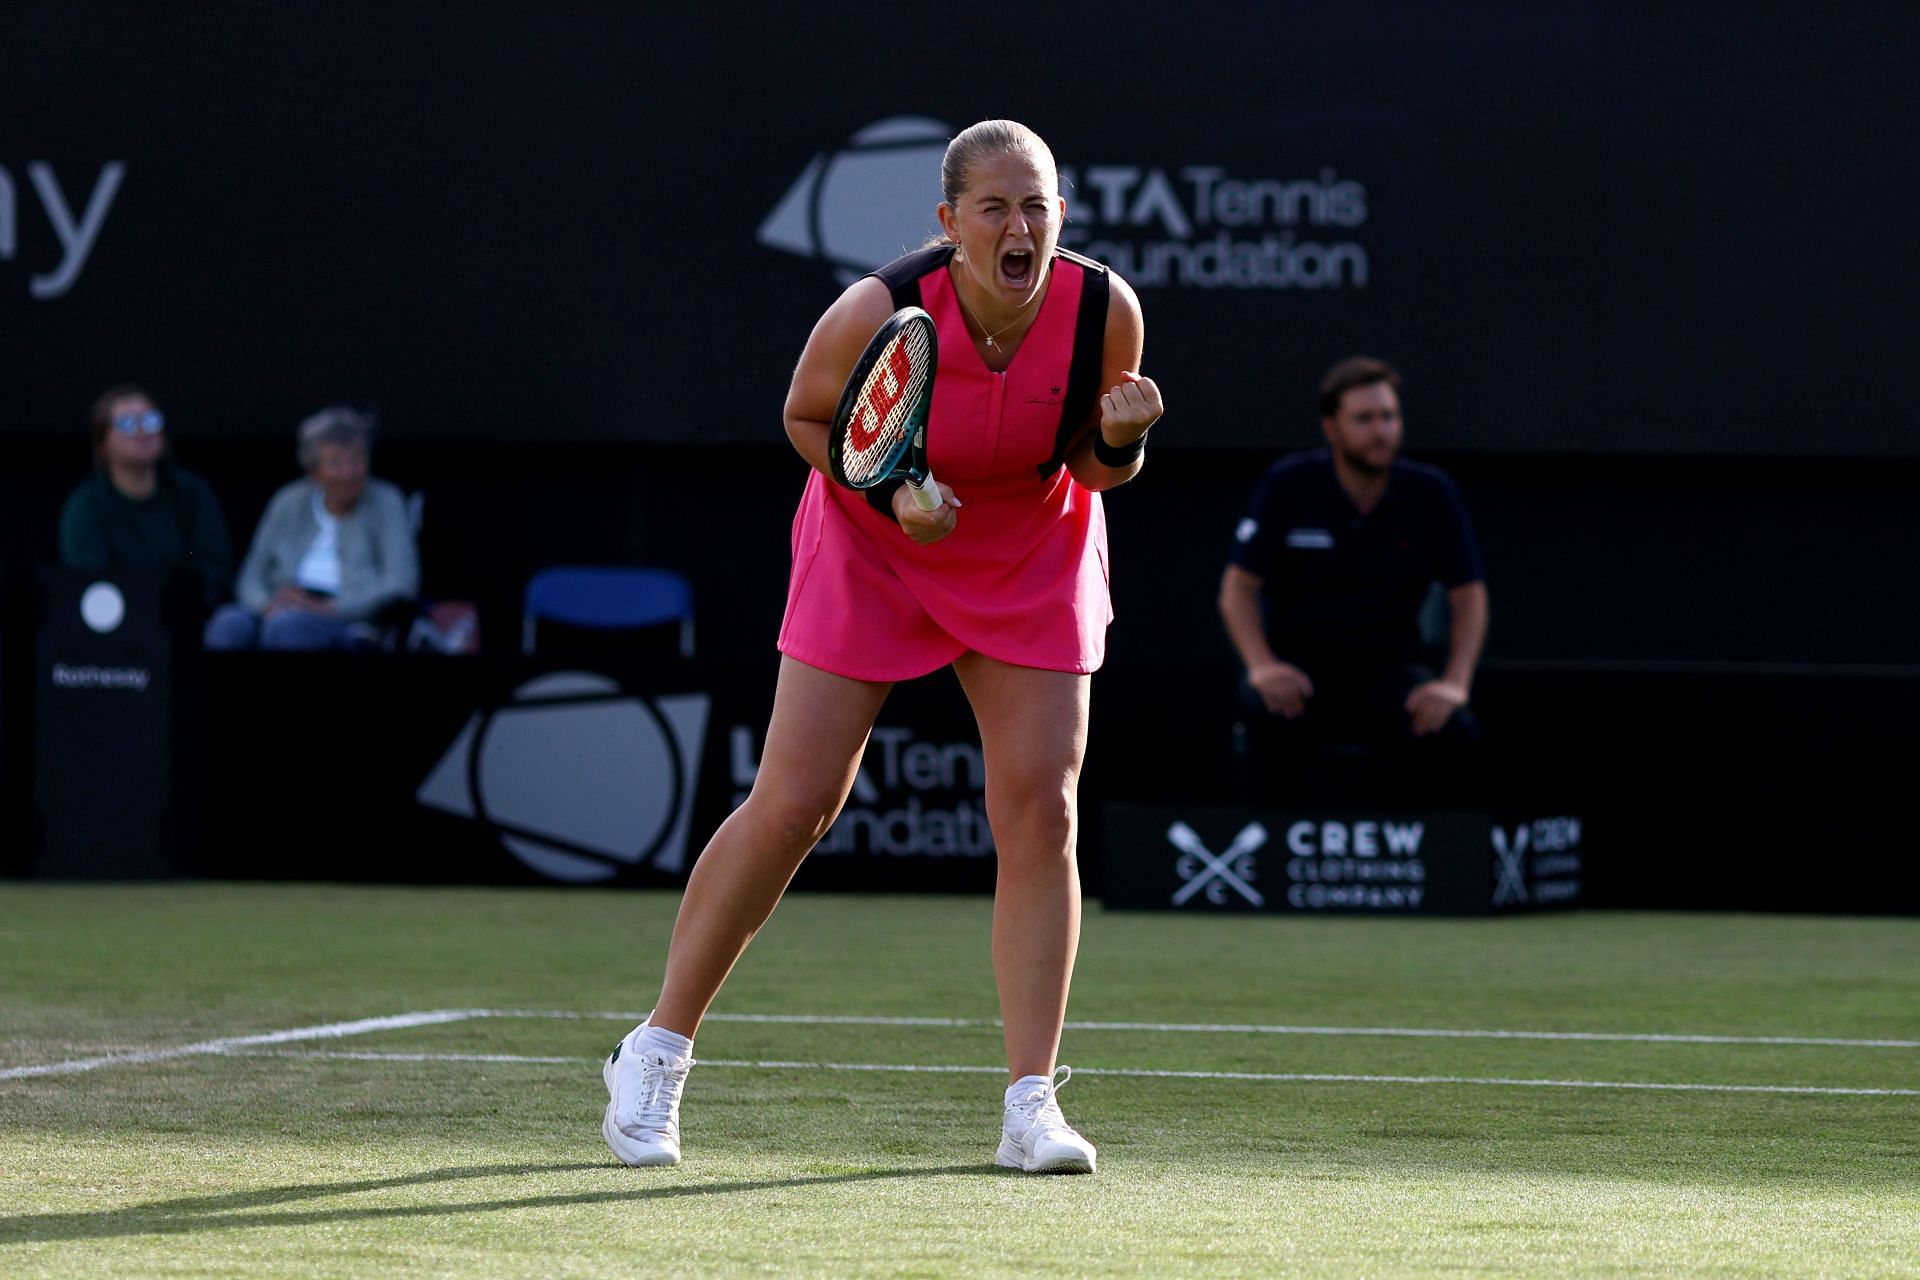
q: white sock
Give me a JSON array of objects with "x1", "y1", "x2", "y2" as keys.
[
  {"x1": 637, "y1": 1020, "x2": 694, "y2": 1060},
  {"x1": 1006, "y1": 1075, "x2": 1050, "y2": 1105}
]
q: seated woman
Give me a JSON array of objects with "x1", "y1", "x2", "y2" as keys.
[
  {"x1": 206, "y1": 407, "x2": 418, "y2": 651},
  {"x1": 59, "y1": 384, "x2": 236, "y2": 605}
]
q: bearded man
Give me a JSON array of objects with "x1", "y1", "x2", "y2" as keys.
[{"x1": 1218, "y1": 356, "x2": 1489, "y2": 801}]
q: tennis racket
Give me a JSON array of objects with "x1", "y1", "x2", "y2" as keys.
[{"x1": 826, "y1": 306, "x2": 943, "y2": 512}]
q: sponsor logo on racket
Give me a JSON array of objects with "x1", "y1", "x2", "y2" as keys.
[{"x1": 849, "y1": 343, "x2": 913, "y2": 452}]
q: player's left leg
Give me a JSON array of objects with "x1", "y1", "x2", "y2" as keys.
[{"x1": 952, "y1": 651, "x2": 1097, "y2": 1173}]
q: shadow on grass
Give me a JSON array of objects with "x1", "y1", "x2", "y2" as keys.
[{"x1": 0, "y1": 1159, "x2": 1009, "y2": 1244}]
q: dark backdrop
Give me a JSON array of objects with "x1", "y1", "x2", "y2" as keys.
[
  {"x1": 7, "y1": 3, "x2": 1919, "y2": 909},
  {"x1": 4, "y1": 2, "x2": 1916, "y2": 454}
]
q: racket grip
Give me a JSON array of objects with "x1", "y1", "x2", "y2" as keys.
[{"x1": 908, "y1": 471, "x2": 944, "y2": 511}]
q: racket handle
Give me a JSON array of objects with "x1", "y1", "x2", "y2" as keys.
[{"x1": 908, "y1": 470, "x2": 944, "y2": 511}]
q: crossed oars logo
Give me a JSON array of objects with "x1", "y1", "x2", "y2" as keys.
[
  {"x1": 1491, "y1": 825, "x2": 1529, "y2": 906},
  {"x1": 1166, "y1": 821, "x2": 1268, "y2": 907}
]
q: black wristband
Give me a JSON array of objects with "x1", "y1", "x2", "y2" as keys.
[
  {"x1": 1093, "y1": 428, "x2": 1149, "y2": 468},
  {"x1": 863, "y1": 478, "x2": 906, "y2": 515}
]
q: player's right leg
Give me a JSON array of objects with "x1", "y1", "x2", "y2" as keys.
[
  {"x1": 950, "y1": 652, "x2": 1098, "y2": 1174},
  {"x1": 603, "y1": 655, "x2": 890, "y2": 1167},
  {"x1": 654, "y1": 656, "x2": 891, "y2": 1034}
]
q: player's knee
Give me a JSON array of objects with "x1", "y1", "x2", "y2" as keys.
[
  {"x1": 989, "y1": 776, "x2": 1077, "y2": 858},
  {"x1": 745, "y1": 787, "x2": 841, "y2": 853}
]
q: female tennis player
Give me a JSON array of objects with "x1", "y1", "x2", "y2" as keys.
[{"x1": 604, "y1": 119, "x2": 1162, "y2": 1174}]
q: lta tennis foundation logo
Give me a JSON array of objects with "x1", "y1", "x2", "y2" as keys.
[
  {"x1": 417, "y1": 672, "x2": 709, "y2": 884},
  {"x1": 758, "y1": 117, "x2": 951, "y2": 285},
  {"x1": 757, "y1": 118, "x2": 1371, "y2": 292},
  {"x1": 1058, "y1": 162, "x2": 1371, "y2": 291}
]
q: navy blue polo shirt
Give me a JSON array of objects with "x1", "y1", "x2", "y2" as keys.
[{"x1": 1229, "y1": 448, "x2": 1484, "y2": 663}]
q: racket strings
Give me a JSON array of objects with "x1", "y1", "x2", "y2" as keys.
[{"x1": 841, "y1": 325, "x2": 932, "y2": 486}]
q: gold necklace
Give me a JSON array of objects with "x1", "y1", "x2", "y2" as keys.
[{"x1": 951, "y1": 268, "x2": 1042, "y2": 350}]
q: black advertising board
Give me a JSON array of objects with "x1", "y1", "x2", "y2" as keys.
[
  {"x1": 1102, "y1": 804, "x2": 1584, "y2": 916},
  {"x1": 33, "y1": 568, "x2": 203, "y2": 878},
  {"x1": 194, "y1": 653, "x2": 1000, "y2": 893},
  {"x1": 0, "y1": 562, "x2": 21, "y2": 875},
  {"x1": 413, "y1": 659, "x2": 999, "y2": 893}
]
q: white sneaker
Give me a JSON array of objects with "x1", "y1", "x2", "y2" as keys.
[
  {"x1": 602, "y1": 1021, "x2": 694, "y2": 1167},
  {"x1": 996, "y1": 1066, "x2": 1097, "y2": 1174}
]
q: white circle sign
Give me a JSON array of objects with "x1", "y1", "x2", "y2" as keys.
[{"x1": 79, "y1": 582, "x2": 126, "y2": 634}]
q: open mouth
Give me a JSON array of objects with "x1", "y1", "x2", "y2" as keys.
[{"x1": 999, "y1": 248, "x2": 1034, "y2": 290}]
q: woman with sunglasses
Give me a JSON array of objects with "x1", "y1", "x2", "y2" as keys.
[{"x1": 58, "y1": 384, "x2": 235, "y2": 606}]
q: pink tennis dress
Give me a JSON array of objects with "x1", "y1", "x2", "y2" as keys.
[{"x1": 778, "y1": 246, "x2": 1114, "y2": 682}]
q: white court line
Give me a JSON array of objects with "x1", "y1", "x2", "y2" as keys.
[
  {"x1": 10, "y1": 1005, "x2": 1915, "y2": 1082},
  {"x1": 490, "y1": 1009, "x2": 1920, "y2": 1050},
  {"x1": 233, "y1": 1048, "x2": 1920, "y2": 1098},
  {"x1": 1069, "y1": 1021, "x2": 1920, "y2": 1049},
  {"x1": 0, "y1": 1010, "x2": 489, "y2": 1081},
  {"x1": 237, "y1": 1049, "x2": 583, "y2": 1065}
]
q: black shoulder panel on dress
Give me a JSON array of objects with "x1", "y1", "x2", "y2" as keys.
[
  {"x1": 1039, "y1": 249, "x2": 1112, "y2": 478},
  {"x1": 865, "y1": 244, "x2": 956, "y2": 311}
]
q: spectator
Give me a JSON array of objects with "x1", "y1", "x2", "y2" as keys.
[
  {"x1": 206, "y1": 407, "x2": 418, "y2": 651},
  {"x1": 1218, "y1": 355, "x2": 1488, "y2": 801},
  {"x1": 58, "y1": 385, "x2": 235, "y2": 605}
]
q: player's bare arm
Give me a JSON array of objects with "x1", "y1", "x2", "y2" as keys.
[
  {"x1": 783, "y1": 277, "x2": 898, "y2": 474},
  {"x1": 1066, "y1": 272, "x2": 1161, "y2": 492},
  {"x1": 786, "y1": 280, "x2": 958, "y2": 542}
]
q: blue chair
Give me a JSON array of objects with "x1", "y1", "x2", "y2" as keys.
[{"x1": 522, "y1": 566, "x2": 695, "y2": 658}]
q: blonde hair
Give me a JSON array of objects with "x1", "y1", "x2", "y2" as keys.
[{"x1": 939, "y1": 119, "x2": 1057, "y2": 210}]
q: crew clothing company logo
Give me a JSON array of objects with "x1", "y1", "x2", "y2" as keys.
[
  {"x1": 1283, "y1": 818, "x2": 1428, "y2": 910},
  {"x1": 1161, "y1": 818, "x2": 1426, "y2": 910},
  {"x1": 417, "y1": 671, "x2": 709, "y2": 884},
  {"x1": 758, "y1": 118, "x2": 1369, "y2": 291},
  {"x1": 1167, "y1": 821, "x2": 1267, "y2": 907},
  {"x1": 0, "y1": 162, "x2": 125, "y2": 298},
  {"x1": 1491, "y1": 816, "x2": 1583, "y2": 907}
]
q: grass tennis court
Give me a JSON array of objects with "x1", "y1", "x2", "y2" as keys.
[{"x1": 2, "y1": 884, "x2": 1916, "y2": 1278}]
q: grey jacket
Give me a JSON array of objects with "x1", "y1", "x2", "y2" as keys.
[{"x1": 235, "y1": 477, "x2": 419, "y2": 621}]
